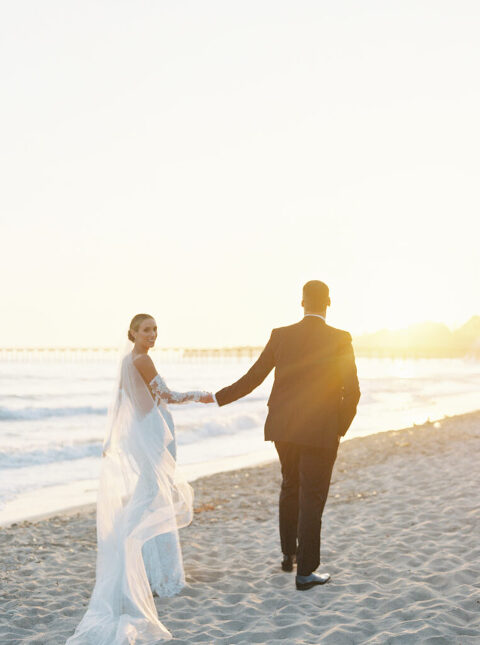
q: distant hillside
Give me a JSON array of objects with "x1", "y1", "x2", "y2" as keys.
[{"x1": 353, "y1": 316, "x2": 480, "y2": 358}]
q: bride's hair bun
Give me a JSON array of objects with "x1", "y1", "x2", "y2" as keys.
[{"x1": 128, "y1": 313, "x2": 153, "y2": 343}]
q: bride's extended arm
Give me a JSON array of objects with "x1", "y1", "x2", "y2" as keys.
[
  {"x1": 133, "y1": 354, "x2": 213, "y2": 404},
  {"x1": 150, "y1": 374, "x2": 212, "y2": 404}
]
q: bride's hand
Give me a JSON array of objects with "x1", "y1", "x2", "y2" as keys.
[{"x1": 199, "y1": 393, "x2": 214, "y2": 403}]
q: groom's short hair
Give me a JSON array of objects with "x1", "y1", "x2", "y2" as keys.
[{"x1": 303, "y1": 280, "x2": 330, "y2": 309}]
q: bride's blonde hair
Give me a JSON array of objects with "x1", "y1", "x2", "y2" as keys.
[{"x1": 128, "y1": 313, "x2": 153, "y2": 342}]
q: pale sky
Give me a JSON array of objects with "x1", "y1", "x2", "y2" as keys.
[{"x1": 1, "y1": 1, "x2": 479, "y2": 347}]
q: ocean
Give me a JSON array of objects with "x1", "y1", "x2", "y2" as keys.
[{"x1": 1, "y1": 353, "x2": 479, "y2": 525}]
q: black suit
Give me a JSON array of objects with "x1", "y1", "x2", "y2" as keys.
[{"x1": 216, "y1": 316, "x2": 360, "y2": 574}]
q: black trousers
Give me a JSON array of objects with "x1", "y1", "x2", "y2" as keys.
[{"x1": 275, "y1": 436, "x2": 339, "y2": 576}]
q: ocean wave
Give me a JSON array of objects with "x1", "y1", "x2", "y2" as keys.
[
  {"x1": 0, "y1": 413, "x2": 264, "y2": 469},
  {"x1": 176, "y1": 413, "x2": 264, "y2": 446},
  {"x1": 0, "y1": 442, "x2": 103, "y2": 469},
  {"x1": 0, "y1": 405, "x2": 107, "y2": 421}
]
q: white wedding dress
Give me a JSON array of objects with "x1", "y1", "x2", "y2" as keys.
[{"x1": 66, "y1": 352, "x2": 207, "y2": 645}]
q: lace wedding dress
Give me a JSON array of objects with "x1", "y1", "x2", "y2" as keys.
[
  {"x1": 142, "y1": 372, "x2": 206, "y2": 599},
  {"x1": 66, "y1": 353, "x2": 208, "y2": 645}
]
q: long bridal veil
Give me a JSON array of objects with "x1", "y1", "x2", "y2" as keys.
[{"x1": 66, "y1": 350, "x2": 194, "y2": 644}]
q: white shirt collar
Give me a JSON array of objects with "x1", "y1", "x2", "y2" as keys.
[{"x1": 304, "y1": 313, "x2": 326, "y2": 321}]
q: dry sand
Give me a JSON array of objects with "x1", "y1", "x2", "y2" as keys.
[{"x1": 1, "y1": 411, "x2": 480, "y2": 644}]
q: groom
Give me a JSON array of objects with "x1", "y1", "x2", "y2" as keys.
[{"x1": 215, "y1": 280, "x2": 360, "y2": 590}]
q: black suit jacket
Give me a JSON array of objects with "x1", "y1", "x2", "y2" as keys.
[{"x1": 215, "y1": 316, "x2": 360, "y2": 448}]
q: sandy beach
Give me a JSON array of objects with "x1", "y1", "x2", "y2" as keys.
[{"x1": 1, "y1": 411, "x2": 479, "y2": 644}]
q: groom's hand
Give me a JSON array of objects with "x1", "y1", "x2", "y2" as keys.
[{"x1": 199, "y1": 393, "x2": 215, "y2": 403}]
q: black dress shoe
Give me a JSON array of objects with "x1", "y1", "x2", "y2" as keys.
[
  {"x1": 281, "y1": 554, "x2": 296, "y2": 572},
  {"x1": 295, "y1": 572, "x2": 331, "y2": 590}
]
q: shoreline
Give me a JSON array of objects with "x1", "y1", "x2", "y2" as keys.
[
  {"x1": 2, "y1": 408, "x2": 479, "y2": 529},
  {"x1": 0, "y1": 446, "x2": 278, "y2": 529},
  {"x1": 1, "y1": 410, "x2": 480, "y2": 643}
]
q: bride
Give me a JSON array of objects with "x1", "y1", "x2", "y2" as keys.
[{"x1": 66, "y1": 314, "x2": 214, "y2": 644}]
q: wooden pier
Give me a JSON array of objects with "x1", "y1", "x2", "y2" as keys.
[{"x1": 0, "y1": 346, "x2": 264, "y2": 362}]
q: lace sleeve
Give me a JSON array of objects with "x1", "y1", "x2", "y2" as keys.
[{"x1": 149, "y1": 374, "x2": 209, "y2": 405}]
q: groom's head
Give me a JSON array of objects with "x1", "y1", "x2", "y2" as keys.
[{"x1": 302, "y1": 280, "x2": 330, "y2": 314}]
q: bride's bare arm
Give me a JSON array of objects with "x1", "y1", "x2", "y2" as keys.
[
  {"x1": 133, "y1": 354, "x2": 157, "y2": 384},
  {"x1": 133, "y1": 354, "x2": 213, "y2": 404}
]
